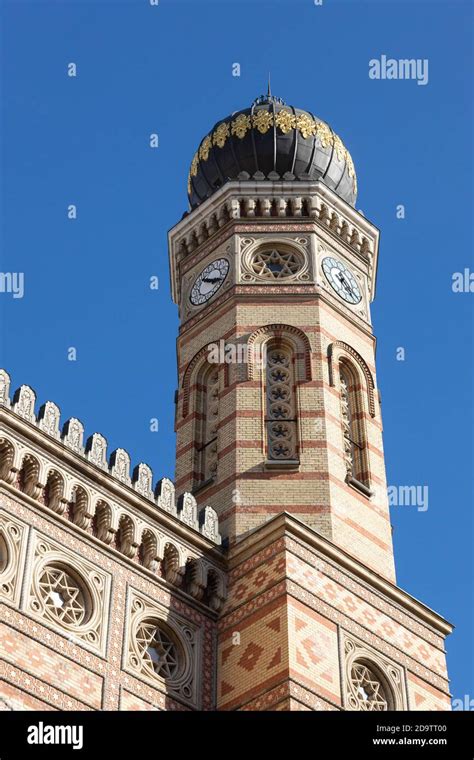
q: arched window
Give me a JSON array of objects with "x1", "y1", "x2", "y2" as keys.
[
  {"x1": 265, "y1": 342, "x2": 298, "y2": 462},
  {"x1": 195, "y1": 363, "x2": 219, "y2": 486},
  {"x1": 339, "y1": 362, "x2": 370, "y2": 491}
]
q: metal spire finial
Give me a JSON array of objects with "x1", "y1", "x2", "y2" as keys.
[{"x1": 251, "y1": 76, "x2": 285, "y2": 107}]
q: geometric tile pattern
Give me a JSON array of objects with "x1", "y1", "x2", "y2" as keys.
[
  {"x1": 228, "y1": 535, "x2": 444, "y2": 656},
  {"x1": 286, "y1": 554, "x2": 448, "y2": 678},
  {"x1": 218, "y1": 600, "x2": 287, "y2": 710},
  {"x1": 228, "y1": 549, "x2": 286, "y2": 607},
  {"x1": 240, "y1": 680, "x2": 339, "y2": 712},
  {"x1": 407, "y1": 672, "x2": 452, "y2": 712},
  {"x1": 118, "y1": 687, "x2": 189, "y2": 712},
  {"x1": 0, "y1": 622, "x2": 102, "y2": 709},
  {"x1": 221, "y1": 535, "x2": 450, "y2": 710},
  {"x1": 288, "y1": 600, "x2": 341, "y2": 706},
  {"x1": 223, "y1": 535, "x2": 449, "y2": 704}
]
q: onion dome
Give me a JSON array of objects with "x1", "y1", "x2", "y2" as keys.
[{"x1": 187, "y1": 92, "x2": 357, "y2": 209}]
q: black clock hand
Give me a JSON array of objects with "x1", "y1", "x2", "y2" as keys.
[
  {"x1": 202, "y1": 275, "x2": 222, "y2": 284},
  {"x1": 337, "y1": 272, "x2": 354, "y2": 295}
]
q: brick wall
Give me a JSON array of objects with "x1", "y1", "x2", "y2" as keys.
[{"x1": 217, "y1": 516, "x2": 451, "y2": 711}]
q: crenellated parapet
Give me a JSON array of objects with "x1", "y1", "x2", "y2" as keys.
[
  {"x1": 0, "y1": 369, "x2": 221, "y2": 545},
  {"x1": 0, "y1": 369, "x2": 220, "y2": 544},
  {"x1": 0, "y1": 369, "x2": 226, "y2": 613}
]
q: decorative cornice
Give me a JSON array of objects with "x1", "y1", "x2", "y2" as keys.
[
  {"x1": 168, "y1": 181, "x2": 379, "y2": 309},
  {"x1": 227, "y1": 512, "x2": 453, "y2": 638}
]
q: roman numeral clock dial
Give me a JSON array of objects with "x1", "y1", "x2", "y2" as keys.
[
  {"x1": 322, "y1": 256, "x2": 362, "y2": 305},
  {"x1": 189, "y1": 258, "x2": 229, "y2": 306}
]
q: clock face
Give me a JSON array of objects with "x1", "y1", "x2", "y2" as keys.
[
  {"x1": 189, "y1": 258, "x2": 229, "y2": 306},
  {"x1": 322, "y1": 257, "x2": 362, "y2": 305}
]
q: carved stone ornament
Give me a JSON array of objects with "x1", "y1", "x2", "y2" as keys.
[
  {"x1": 240, "y1": 237, "x2": 311, "y2": 284},
  {"x1": 0, "y1": 510, "x2": 28, "y2": 606},
  {"x1": 0, "y1": 370, "x2": 11, "y2": 406},
  {"x1": 37, "y1": 401, "x2": 60, "y2": 439},
  {"x1": 125, "y1": 589, "x2": 199, "y2": 708},
  {"x1": 62, "y1": 418, "x2": 85, "y2": 454},
  {"x1": 133, "y1": 463, "x2": 153, "y2": 500},
  {"x1": 342, "y1": 632, "x2": 407, "y2": 711},
  {"x1": 109, "y1": 448, "x2": 131, "y2": 486},
  {"x1": 178, "y1": 492, "x2": 198, "y2": 529},
  {"x1": 85, "y1": 433, "x2": 108, "y2": 471},
  {"x1": 156, "y1": 477, "x2": 177, "y2": 516},
  {"x1": 25, "y1": 533, "x2": 111, "y2": 655},
  {"x1": 200, "y1": 506, "x2": 221, "y2": 544},
  {"x1": 12, "y1": 385, "x2": 36, "y2": 423}
]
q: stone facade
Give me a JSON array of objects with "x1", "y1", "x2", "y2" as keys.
[{"x1": 0, "y1": 173, "x2": 453, "y2": 712}]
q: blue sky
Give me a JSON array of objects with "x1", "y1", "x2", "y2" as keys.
[{"x1": 1, "y1": 0, "x2": 472, "y2": 705}]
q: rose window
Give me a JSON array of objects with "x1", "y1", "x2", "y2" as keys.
[
  {"x1": 349, "y1": 662, "x2": 389, "y2": 711},
  {"x1": 38, "y1": 565, "x2": 88, "y2": 626},
  {"x1": 136, "y1": 621, "x2": 182, "y2": 680},
  {"x1": 250, "y1": 248, "x2": 302, "y2": 279}
]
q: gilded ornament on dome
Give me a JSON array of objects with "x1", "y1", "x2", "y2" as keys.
[
  {"x1": 275, "y1": 109, "x2": 296, "y2": 134},
  {"x1": 190, "y1": 152, "x2": 199, "y2": 177},
  {"x1": 231, "y1": 113, "x2": 251, "y2": 139},
  {"x1": 212, "y1": 122, "x2": 230, "y2": 148},
  {"x1": 314, "y1": 120, "x2": 333, "y2": 149},
  {"x1": 252, "y1": 109, "x2": 274, "y2": 134},
  {"x1": 295, "y1": 113, "x2": 315, "y2": 139},
  {"x1": 199, "y1": 135, "x2": 212, "y2": 161}
]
